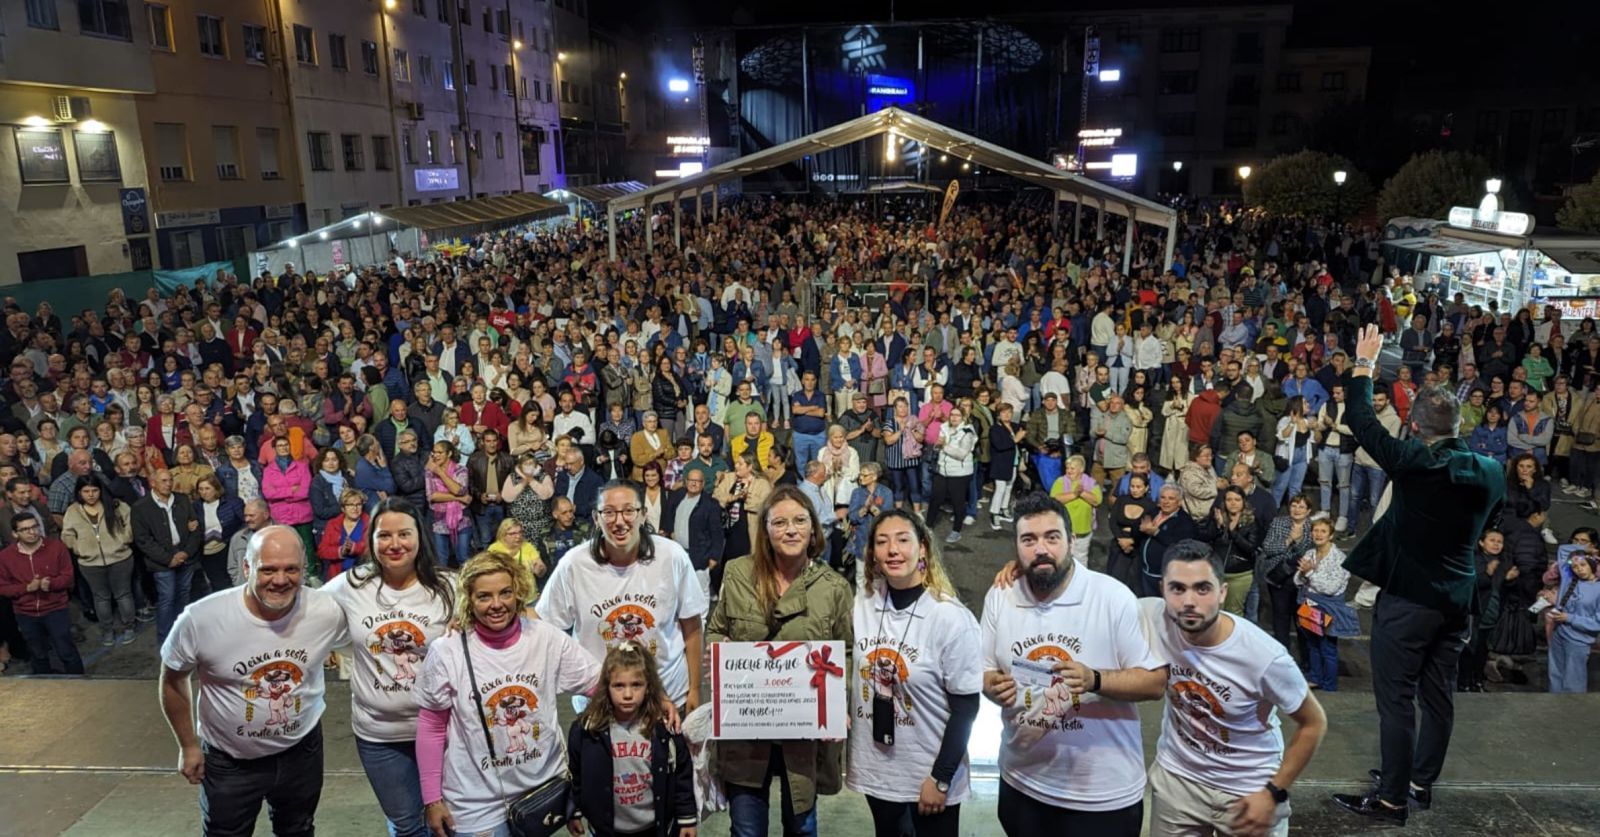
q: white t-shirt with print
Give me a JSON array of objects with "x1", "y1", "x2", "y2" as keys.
[
  {"x1": 846, "y1": 585, "x2": 983, "y2": 805},
  {"x1": 161, "y1": 587, "x2": 350, "y2": 760},
  {"x1": 1138, "y1": 598, "x2": 1309, "y2": 792},
  {"x1": 536, "y1": 536, "x2": 708, "y2": 704},
  {"x1": 322, "y1": 570, "x2": 457, "y2": 743},
  {"x1": 979, "y1": 566, "x2": 1164, "y2": 812},
  {"x1": 414, "y1": 617, "x2": 601, "y2": 835}
]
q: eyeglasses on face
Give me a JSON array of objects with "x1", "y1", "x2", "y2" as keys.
[{"x1": 597, "y1": 507, "x2": 641, "y2": 522}]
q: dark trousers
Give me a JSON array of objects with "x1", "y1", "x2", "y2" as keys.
[
  {"x1": 996, "y1": 779, "x2": 1142, "y2": 837},
  {"x1": 1267, "y1": 580, "x2": 1300, "y2": 652},
  {"x1": 865, "y1": 795, "x2": 961, "y2": 837},
  {"x1": 15, "y1": 608, "x2": 84, "y2": 674},
  {"x1": 1370, "y1": 592, "x2": 1468, "y2": 805},
  {"x1": 926, "y1": 474, "x2": 967, "y2": 532},
  {"x1": 200, "y1": 723, "x2": 324, "y2": 837}
]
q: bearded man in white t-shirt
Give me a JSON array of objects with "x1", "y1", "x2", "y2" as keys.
[
  {"x1": 981, "y1": 492, "x2": 1167, "y2": 837},
  {"x1": 1141, "y1": 539, "x2": 1328, "y2": 837},
  {"x1": 159, "y1": 525, "x2": 350, "y2": 837}
]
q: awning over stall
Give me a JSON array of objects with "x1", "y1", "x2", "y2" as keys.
[
  {"x1": 549, "y1": 181, "x2": 648, "y2": 206},
  {"x1": 1385, "y1": 236, "x2": 1499, "y2": 257},
  {"x1": 379, "y1": 192, "x2": 565, "y2": 235}
]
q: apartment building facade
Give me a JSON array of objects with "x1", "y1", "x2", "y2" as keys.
[{"x1": 0, "y1": 0, "x2": 155, "y2": 283}]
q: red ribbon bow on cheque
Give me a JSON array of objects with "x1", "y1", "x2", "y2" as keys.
[{"x1": 755, "y1": 642, "x2": 844, "y2": 726}]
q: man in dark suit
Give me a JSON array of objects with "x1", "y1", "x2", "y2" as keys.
[
  {"x1": 131, "y1": 469, "x2": 205, "y2": 644},
  {"x1": 1135, "y1": 484, "x2": 1199, "y2": 598},
  {"x1": 660, "y1": 468, "x2": 725, "y2": 596},
  {"x1": 467, "y1": 429, "x2": 514, "y2": 551},
  {"x1": 553, "y1": 447, "x2": 602, "y2": 520},
  {"x1": 1332, "y1": 325, "x2": 1505, "y2": 826}
]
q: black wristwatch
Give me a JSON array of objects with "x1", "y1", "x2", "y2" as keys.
[
  {"x1": 1265, "y1": 781, "x2": 1289, "y2": 804},
  {"x1": 1090, "y1": 668, "x2": 1102, "y2": 693}
]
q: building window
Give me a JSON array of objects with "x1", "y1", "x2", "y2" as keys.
[
  {"x1": 466, "y1": 59, "x2": 477, "y2": 85},
  {"x1": 170, "y1": 230, "x2": 206, "y2": 268},
  {"x1": 308, "y1": 131, "x2": 333, "y2": 171},
  {"x1": 1320, "y1": 71, "x2": 1346, "y2": 91},
  {"x1": 1232, "y1": 32, "x2": 1262, "y2": 63},
  {"x1": 504, "y1": 64, "x2": 515, "y2": 96},
  {"x1": 497, "y1": 9, "x2": 509, "y2": 35},
  {"x1": 373, "y1": 135, "x2": 393, "y2": 170},
  {"x1": 1226, "y1": 76, "x2": 1260, "y2": 106},
  {"x1": 1276, "y1": 72, "x2": 1301, "y2": 92},
  {"x1": 1270, "y1": 113, "x2": 1301, "y2": 136},
  {"x1": 413, "y1": 0, "x2": 427, "y2": 14},
  {"x1": 1542, "y1": 108, "x2": 1568, "y2": 138},
  {"x1": 17, "y1": 246, "x2": 88, "y2": 283},
  {"x1": 401, "y1": 129, "x2": 416, "y2": 164},
  {"x1": 489, "y1": 62, "x2": 499, "y2": 90},
  {"x1": 521, "y1": 128, "x2": 541, "y2": 176},
  {"x1": 1158, "y1": 27, "x2": 1199, "y2": 53},
  {"x1": 419, "y1": 55, "x2": 433, "y2": 85},
  {"x1": 197, "y1": 15, "x2": 225, "y2": 57},
  {"x1": 449, "y1": 132, "x2": 460, "y2": 164},
  {"x1": 14, "y1": 128, "x2": 70, "y2": 184},
  {"x1": 561, "y1": 80, "x2": 570, "y2": 102},
  {"x1": 73, "y1": 129, "x2": 122, "y2": 181},
  {"x1": 482, "y1": 6, "x2": 492, "y2": 32},
  {"x1": 293, "y1": 25, "x2": 316, "y2": 64},
  {"x1": 521, "y1": 77, "x2": 528, "y2": 99},
  {"x1": 217, "y1": 226, "x2": 254, "y2": 261},
  {"x1": 473, "y1": 129, "x2": 482, "y2": 159},
  {"x1": 256, "y1": 127, "x2": 281, "y2": 178},
  {"x1": 458, "y1": 0, "x2": 470, "y2": 25},
  {"x1": 1159, "y1": 71, "x2": 1197, "y2": 96},
  {"x1": 361, "y1": 40, "x2": 379, "y2": 75},
  {"x1": 79, "y1": 0, "x2": 133, "y2": 40},
  {"x1": 341, "y1": 134, "x2": 364, "y2": 170},
  {"x1": 437, "y1": 0, "x2": 449, "y2": 23},
  {"x1": 147, "y1": 4, "x2": 172, "y2": 50},
  {"x1": 243, "y1": 24, "x2": 267, "y2": 63},
  {"x1": 26, "y1": 0, "x2": 60, "y2": 30},
  {"x1": 426, "y1": 130, "x2": 439, "y2": 164},
  {"x1": 264, "y1": 220, "x2": 293, "y2": 245},
  {"x1": 1224, "y1": 114, "x2": 1257, "y2": 147},
  {"x1": 153, "y1": 123, "x2": 189, "y2": 181},
  {"x1": 213, "y1": 125, "x2": 241, "y2": 179},
  {"x1": 495, "y1": 132, "x2": 504, "y2": 159},
  {"x1": 329, "y1": 34, "x2": 348, "y2": 70},
  {"x1": 394, "y1": 49, "x2": 411, "y2": 81},
  {"x1": 443, "y1": 60, "x2": 455, "y2": 90},
  {"x1": 1159, "y1": 112, "x2": 1196, "y2": 137}
]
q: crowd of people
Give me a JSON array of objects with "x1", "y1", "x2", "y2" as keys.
[{"x1": 0, "y1": 191, "x2": 1595, "y2": 836}]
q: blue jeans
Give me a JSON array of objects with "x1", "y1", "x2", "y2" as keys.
[
  {"x1": 355, "y1": 738, "x2": 429, "y2": 837},
  {"x1": 726, "y1": 747, "x2": 820, "y2": 837},
  {"x1": 1302, "y1": 632, "x2": 1339, "y2": 691},
  {"x1": 472, "y1": 505, "x2": 505, "y2": 552},
  {"x1": 15, "y1": 609, "x2": 84, "y2": 674},
  {"x1": 433, "y1": 528, "x2": 472, "y2": 569},
  {"x1": 1271, "y1": 448, "x2": 1309, "y2": 506},
  {"x1": 888, "y1": 466, "x2": 923, "y2": 505},
  {"x1": 1350, "y1": 464, "x2": 1387, "y2": 523},
  {"x1": 1549, "y1": 632, "x2": 1591, "y2": 693},
  {"x1": 965, "y1": 469, "x2": 982, "y2": 518},
  {"x1": 792, "y1": 432, "x2": 825, "y2": 469},
  {"x1": 1317, "y1": 448, "x2": 1353, "y2": 521},
  {"x1": 154, "y1": 562, "x2": 198, "y2": 644}
]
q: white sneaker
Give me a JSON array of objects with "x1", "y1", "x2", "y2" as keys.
[
  {"x1": 1562, "y1": 485, "x2": 1580, "y2": 495},
  {"x1": 1335, "y1": 516, "x2": 1349, "y2": 533},
  {"x1": 990, "y1": 519, "x2": 1002, "y2": 531},
  {"x1": 1561, "y1": 479, "x2": 1572, "y2": 488},
  {"x1": 964, "y1": 515, "x2": 976, "y2": 526},
  {"x1": 1542, "y1": 527, "x2": 1559, "y2": 545},
  {"x1": 1586, "y1": 500, "x2": 1600, "y2": 512},
  {"x1": 945, "y1": 531, "x2": 962, "y2": 544}
]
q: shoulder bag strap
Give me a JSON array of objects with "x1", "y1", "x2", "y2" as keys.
[{"x1": 461, "y1": 630, "x2": 498, "y2": 761}]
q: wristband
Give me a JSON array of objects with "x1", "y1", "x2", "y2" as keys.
[{"x1": 1091, "y1": 668, "x2": 1102, "y2": 693}]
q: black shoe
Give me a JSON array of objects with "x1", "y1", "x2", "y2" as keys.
[
  {"x1": 1367, "y1": 770, "x2": 1432, "y2": 810},
  {"x1": 1333, "y1": 791, "x2": 1409, "y2": 825}
]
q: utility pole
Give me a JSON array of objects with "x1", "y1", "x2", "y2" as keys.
[{"x1": 1075, "y1": 25, "x2": 1099, "y2": 171}]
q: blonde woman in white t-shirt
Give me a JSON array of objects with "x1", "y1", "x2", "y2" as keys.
[
  {"x1": 321, "y1": 497, "x2": 457, "y2": 837},
  {"x1": 847, "y1": 508, "x2": 982, "y2": 837}
]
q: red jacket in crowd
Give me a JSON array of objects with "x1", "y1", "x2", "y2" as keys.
[{"x1": 0, "y1": 537, "x2": 74, "y2": 618}]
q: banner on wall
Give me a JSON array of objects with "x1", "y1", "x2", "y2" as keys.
[
  {"x1": 152, "y1": 260, "x2": 236, "y2": 294},
  {"x1": 939, "y1": 179, "x2": 960, "y2": 226}
]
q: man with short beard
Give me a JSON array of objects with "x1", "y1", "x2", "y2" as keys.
[
  {"x1": 980, "y1": 492, "x2": 1166, "y2": 837},
  {"x1": 159, "y1": 526, "x2": 350, "y2": 835},
  {"x1": 1140, "y1": 540, "x2": 1327, "y2": 837}
]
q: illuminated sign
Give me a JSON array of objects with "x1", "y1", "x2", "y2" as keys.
[
  {"x1": 866, "y1": 73, "x2": 914, "y2": 113},
  {"x1": 654, "y1": 161, "x2": 704, "y2": 178},
  {"x1": 1077, "y1": 128, "x2": 1122, "y2": 138},
  {"x1": 810, "y1": 173, "x2": 861, "y2": 182},
  {"x1": 668, "y1": 79, "x2": 690, "y2": 93},
  {"x1": 1110, "y1": 153, "x2": 1138, "y2": 178},
  {"x1": 414, "y1": 167, "x2": 460, "y2": 192},
  {"x1": 667, "y1": 135, "x2": 710, "y2": 155},
  {"x1": 869, "y1": 84, "x2": 909, "y2": 96},
  {"x1": 1448, "y1": 205, "x2": 1534, "y2": 237}
]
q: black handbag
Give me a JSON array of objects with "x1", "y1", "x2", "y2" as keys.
[{"x1": 461, "y1": 631, "x2": 570, "y2": 837}]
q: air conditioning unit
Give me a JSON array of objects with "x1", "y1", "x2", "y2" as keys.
[
  {"x1": 53, "y1": 95, "x2": 91, "y2": 122},
  {"x1": 405, "y1": 101, "x2": 424, "y2": 120}
]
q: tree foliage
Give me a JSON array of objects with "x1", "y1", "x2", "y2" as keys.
[
  {"x1": 1241, "y1": 150, "x2": 1373, "y2": 220},
  {"x1": 1557, "y1": 171, "x2": 1600, "y2": 234},
  {"x1": 1375, "y1": 150, "x2": 1493, "y2": 221}
]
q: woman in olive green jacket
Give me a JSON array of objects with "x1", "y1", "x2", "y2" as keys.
[{"x1": 707, "y1": 483, "x2": 853, "y2": 835}]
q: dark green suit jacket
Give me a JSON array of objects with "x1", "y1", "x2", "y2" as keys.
[{"x1": 1342, "y1": 375, "x2": 1505, "y2": 616}]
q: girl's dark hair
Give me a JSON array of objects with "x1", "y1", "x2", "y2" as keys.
[
  {"x1": 75, "y1": 474, "x2": 125, "y2": 537},
  {"x1": 350, "y1": 497, "x2": 454, "y2": 623},
  {"x1": 578, "y1": 641, "x2": 669, "y2": 734}
]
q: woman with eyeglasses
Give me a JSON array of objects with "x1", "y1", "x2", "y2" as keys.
[
  {"x1": 707, "y1": 484, "x2": 853, "y2": 836},
  {"x1": 317, "y1": 488, "x2": 371, "y2": 579},
  {"x1": 536, "y1": 480, "x2": 708, "y2": 713}
]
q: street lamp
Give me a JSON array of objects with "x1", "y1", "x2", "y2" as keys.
[
  {"x1": 1333, "y1": 170, "x2": 1347, "y2": 185},
  {"x1": 1172, "y1": 161, "x2": 1183, "y2": 172},
  {"x1": 1237, "y1": 165, "x2": 1252, "y2": 181},
  {"x1": 1333, "y1": 170, "x2": 1347, "y2": 219},
  {"x1": 1485, "y1": 178, "x2": 1502, "y2": 194}
]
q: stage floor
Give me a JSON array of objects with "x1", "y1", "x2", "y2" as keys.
[{"x1": 2, "y1": 678, "x2": 1597, "y2": 836}]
